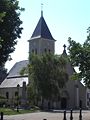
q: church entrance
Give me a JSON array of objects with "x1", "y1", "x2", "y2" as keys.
[
  {"x1": 61, "y1": 97, "x2": 67, "y2": 109},
  {"x1": 60, "y1": 90, "x2": 69, "y2": 109}
]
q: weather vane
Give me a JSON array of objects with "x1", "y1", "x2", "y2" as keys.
[{"x1": 41, "y1": 3, "x2": 43, "y2": 16}]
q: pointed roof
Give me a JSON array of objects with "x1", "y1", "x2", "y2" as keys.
[
  {"x1": 31, "y1": 13, "x2": 55, "y2": 40},
  {"x1": 61, "y1": 44, "x2": 75, "y2": 76}
]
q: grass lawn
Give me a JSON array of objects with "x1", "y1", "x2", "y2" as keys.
[{"x1": 0, "y1": 107, "x2": 39, "y2": 115}]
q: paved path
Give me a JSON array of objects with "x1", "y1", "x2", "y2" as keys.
[{"x1": 4, "y1": 110, "x2": 90, "y2": 120}]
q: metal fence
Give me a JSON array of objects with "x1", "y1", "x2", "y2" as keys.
[
  {"x1": 63, "y1": 108, "x2": 82, "y2": 120},
  {"x1": 43, "y1": 108, "x2": 82, "y2": 120}
]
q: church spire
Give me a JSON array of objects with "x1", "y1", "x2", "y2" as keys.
[{"x1": 31, "y1": 4, "x2": 55, "y2": 40}]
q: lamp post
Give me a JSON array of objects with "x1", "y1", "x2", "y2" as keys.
[{"x1": 17, "y1": 84, "x2": 20, "y2": 112}]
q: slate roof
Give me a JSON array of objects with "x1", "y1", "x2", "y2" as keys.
[
  {"x1": 0, "y1": 60, "x2": 29, "y2": 88},
  {"x1": 8, "y1": 60, "x2": 28, "y2": 78},
  {"x1": 31, "y1": 15, "x2": 55, "y2": 40},
  {"x1": 0, "y1": 77, "x2": 28, "y2": 88}
]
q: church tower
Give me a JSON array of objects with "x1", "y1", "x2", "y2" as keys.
[{"x1": 28, "y1": 10, "x2": 55, "y2": 55}]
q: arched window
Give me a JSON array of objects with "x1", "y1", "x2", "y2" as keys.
[
  {"x1": 44, "y1": 48, "x2": 47, "y2": 53},
  {"x1": 15, "y1": 91, "x2": 18, "y2": 97},
  {"x1": 32, "y1": 49, "x2": 34, "y2": 53},
  {"x1": 35, "y1": 49, "x2": 37, "y2": 54},
  {"x1": 49, "y1": 49, "x2": 51, "y2": 53},
  {"x1": 6, "y1": 92, "x2": 9, "y2": 99}
]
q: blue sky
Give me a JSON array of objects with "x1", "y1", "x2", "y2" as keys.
[{"x1": 5, "y1": 0, "x2": 90, "y2": 71}]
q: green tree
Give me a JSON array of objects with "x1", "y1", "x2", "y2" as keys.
[
  {"x1": 27, "y1": 54, "x2": 68, "y2": 106},
  {"x1": 0, "y1": 12, "x2": 6, "y2": 22},
  {"x1": 0, "y1": 0, "x2": 24, "y2": 67},
  {"x1": 68, "y1": 32, "x2": 90, "y2": 87}
]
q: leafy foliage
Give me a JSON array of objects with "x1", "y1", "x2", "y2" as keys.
[
  {"x1": 0, "y1": 67, "x2": 7, "y2": 83},
  {"x1": 68, "y1": 33, "x2": 90, "y2": 87},
  {"x1": 27, "y1": 54, "x2": 68, "y2": 104},
  {"x1": 0, "y1": 0, "x2": 24, "y2": 67},
  {"x1": 0, "y1": 12, "x2": 6, "y2": 22}
]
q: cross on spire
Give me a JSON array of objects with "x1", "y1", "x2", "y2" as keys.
[
  {"x1": 62, "y1": 44, "x2": 67, "y2": 55},
  {"x1": 63, "y1": 44, "x2": 66, "y2": 51}
]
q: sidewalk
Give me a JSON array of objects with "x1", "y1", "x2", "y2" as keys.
[{"x1": 4, "y1": 110, "x2": 90, "y2": 120}]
